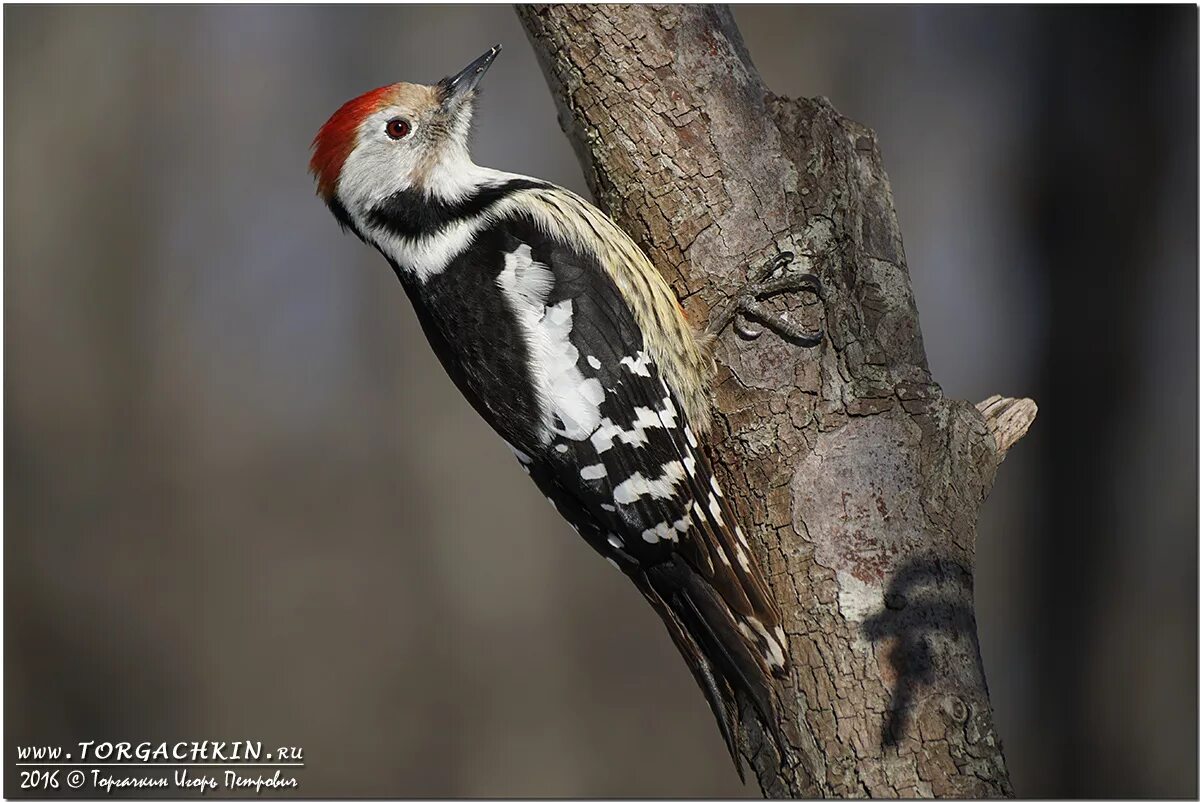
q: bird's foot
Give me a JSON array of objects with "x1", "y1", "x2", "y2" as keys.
[{"x1": 706, "y1": 252, "x2": 825, "y2": 346}]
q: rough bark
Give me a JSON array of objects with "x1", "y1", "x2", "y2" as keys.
[{"x1": 518, "y1": 5, "x2": 1033, "y2": 797}]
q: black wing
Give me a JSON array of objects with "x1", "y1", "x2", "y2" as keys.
[{"x1": 408, "y1": 211, "x2": 787, "y2": 769}]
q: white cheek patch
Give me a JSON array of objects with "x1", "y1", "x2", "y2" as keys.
[
  {"x1": 338, "y1": 129, "x2": 425, "y2": 212},
  {"x1": 497, "y1": 244, "x2": 605, "y2": 443}
]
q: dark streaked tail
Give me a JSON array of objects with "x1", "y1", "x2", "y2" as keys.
[{"x1": 638, "y1": 553, "x2": 786, "y2": 778}]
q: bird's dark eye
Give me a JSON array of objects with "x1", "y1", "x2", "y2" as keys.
[{"x1": 385, "y1": 118, "x2": 411, "y2": 140}]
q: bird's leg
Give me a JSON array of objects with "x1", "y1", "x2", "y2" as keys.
[{"x1": 706, "y1": 252, "x2": 825, "y2": 347}]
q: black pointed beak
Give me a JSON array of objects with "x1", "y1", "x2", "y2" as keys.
[{"x1": 439, "y1": 45, "x2": 502, "y2": 106}]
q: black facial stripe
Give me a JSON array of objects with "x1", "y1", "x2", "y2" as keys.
[
  {"x1": 327, "y1": 195, "x2": 367, "y2": 243},
  {"x1": 366, "y1": 179, "x2": 548, "y2": 240}
]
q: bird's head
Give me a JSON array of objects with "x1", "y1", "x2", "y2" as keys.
[{"x1": 310, "y1": 45, "x2": 501, "y2": 214}]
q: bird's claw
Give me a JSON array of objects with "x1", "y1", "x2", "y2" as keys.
[{"x1": 708, "y1": 252, "x2": 825, "y2": 347}]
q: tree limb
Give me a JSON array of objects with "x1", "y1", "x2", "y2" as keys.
[{"x1": 518, "y1": 5, "x2": 1032, "y2": 796}]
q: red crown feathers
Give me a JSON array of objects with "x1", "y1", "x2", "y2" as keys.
[{"x1": 309, "y1": 84, "x2": 395, "y2": 199}]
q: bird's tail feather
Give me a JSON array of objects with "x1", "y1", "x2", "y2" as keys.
[
  {"x1": 648, "y1": 589, "x2": 745, "y2": 779},
  {"x1": 641, "y1": 553, "x2": 785, "y2": 777}
]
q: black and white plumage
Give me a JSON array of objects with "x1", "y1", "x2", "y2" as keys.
[{"x1": 310, "y1": 46, "x2": 788, "y2": 771}]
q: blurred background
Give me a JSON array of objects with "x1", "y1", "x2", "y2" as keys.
[{"x1": 5, "y1": 5, "x2": 1196, "y2": 797}]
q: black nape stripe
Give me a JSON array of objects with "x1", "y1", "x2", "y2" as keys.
[
  {"x1": 366, "y1": 179, "x2": 548, "y2": 240},
  {"x1": 327, "y1": 195, "x2": 367, "y2": 244}
]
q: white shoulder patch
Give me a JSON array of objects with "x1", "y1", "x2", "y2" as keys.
[{"x1": 497, "y1": 244, "x2": 605, "y2": 443}]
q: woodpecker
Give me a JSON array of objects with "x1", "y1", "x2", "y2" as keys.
[{"x1": 310, "y1": 45, "x2": 823, "y2": 773}]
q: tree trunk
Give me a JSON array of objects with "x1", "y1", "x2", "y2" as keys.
[{"x1": 517, "y1": 5, "x2": 1034, "y2": 797}]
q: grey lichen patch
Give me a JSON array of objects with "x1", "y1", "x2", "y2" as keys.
[{"x1": 793, "y1": 414, "x2": 926, "y2": 596}]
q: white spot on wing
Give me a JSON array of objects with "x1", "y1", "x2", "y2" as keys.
[
  {"x1": 591, "y1": 417, "x2": 650, "y2": 453},
  {"x1": 587, "y1": 355, "x2": 602, "y2": 369},
  {"x1": 642, "y1": 520, "x2": 680, "y2": 543},
  {"x1": 607, "y1": 533, "x2": 624, "y2": 549},
  {"x1": 644, "y1": 510, "x2": 693, "y2": 544},
  {"x1": 590, "y1": 400, "x2": 678, "y2": 454},
  {"x1": 632, "y1": 406, "x2": 664, "y2": 430},
  {"x1": 590, "y1": 419, "x2": 621, "y2": 453},
  {"x1": 734, "y1": 543, "x2": 752, "y2": 572},
  {"x1": 497, "y1": 245, "x2": 605, "y2": 442},
  {"x1": 613, "y1": 461, "x2": 686, "y2": 504},
  {"x1": 580, "y1": 463, "x2": 608, "y2": 480},
  {"x1": 746, "y1": 616, "x2": 787, "y2": 668},
  {"x1": 708, "y1": 494, "x2": 725, "y2": 525},
  {"x1": 659, "y1": 395, "x2": 679, "y2": 428},
  {"x1": 620, "y1": 350, "x2": 652, "y2": 376},
  {"x1": 734, "y1": 617, "x2": 785, "y2": 667}
]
